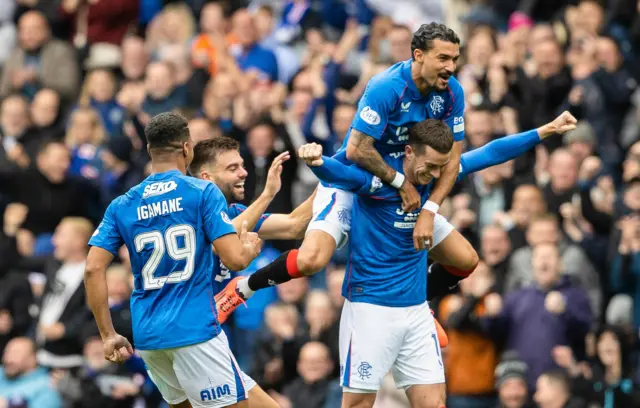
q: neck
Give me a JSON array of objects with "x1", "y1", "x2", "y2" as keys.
[
  {"x1": 411, "y1": 61, "x2": 432, "y2": 95},
  {"x1": 606, "y1": 362, "x2": 622, "y2": 383},
  {"x1": 151, "y1": 161, "x2": 186, "y2": 175},
  {"x1": 402, "y1": 159, "x2": 416, "y2": 185}
]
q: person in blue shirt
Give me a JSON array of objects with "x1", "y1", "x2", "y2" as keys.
[
  {"x1": 85, "y1": 112, "x2": 262, "y2": 408},
  {"x1": 298, "y1": 113, "x2": 577, "y2": 408},
  {"x1": 188, "y1": 136, "x2": 315, "y2": 408}
]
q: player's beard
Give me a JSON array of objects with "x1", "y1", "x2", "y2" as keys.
[{"x1": 222, "y1": 182, "x2": 245, "y2": 202}]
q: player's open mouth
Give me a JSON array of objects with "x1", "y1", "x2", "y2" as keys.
[
  {"x1": 234, "y1": 182, "x2": 244, "y2": 191},
  {"x1": 438, "y1": 74, "x2": 450, "y2": 82}
]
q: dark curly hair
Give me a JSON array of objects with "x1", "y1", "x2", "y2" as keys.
[{"x1": 411, "y1": 23, "x2": 460, "y2": 58}]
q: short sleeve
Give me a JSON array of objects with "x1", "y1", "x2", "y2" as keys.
[
  {"x1": 202, "y1": 184, "x2": 237, "y2": 243},
  {"x1": 88, "y1": 201, "x2": 124, "y2": 256},
  {"x1": 351, "y1": 77, "x2": 397, "y2": 140},
  {"x1": 443, "y1": 79, "x2": 465, "y2": 142},
  {"x1": 229, "y1": 203, "x2": 271, "y2": 232}
]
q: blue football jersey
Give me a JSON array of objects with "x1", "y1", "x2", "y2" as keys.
[
  {"x1": 211, "y1": 203, "x2": 270, "y2": 293},
  {"x1": 338, "y1": 59, "x2": 465, "y2": 158},
  {"x1": 341, "y1": 154, "x2": 433, "y2": 307},
  {"x1": 89, "y1": 170, "x2": 237, "y2": 350}
]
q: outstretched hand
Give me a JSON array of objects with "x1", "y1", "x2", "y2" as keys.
[{"x1": 264, "y1": 151, "x2": 290, "y2": 198}]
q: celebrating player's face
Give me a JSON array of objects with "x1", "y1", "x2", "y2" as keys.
[
  {"x1": 417, "y1": 39, "x2": 459, "y2": 91},
  {"x1": 408, "y1": 146, "x2": 451, "y2": 185},
  {"x1": 208, "y1": 150, "x2": 249, "y2": 201}
]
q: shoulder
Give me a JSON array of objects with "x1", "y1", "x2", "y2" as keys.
[
  {"x1": 175, "y1": 174, "x2": 213, "y2": 194},
  {"x1": 367, "y1": 65, "x2": 407, "y2": 96},
  {"x1": 447, "y1": 76, "x2": 464, "y2": 96},
  {"x1": 227, "y1": 203, "x2": 247, "y2": 218}
]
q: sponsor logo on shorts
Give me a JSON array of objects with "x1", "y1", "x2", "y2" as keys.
[
  {"x1": 359, "y1": 107, "x2": 381, "y2": 125},
  {"x1": 200, "y1": 381, "x2": 231, "y2": 401},
  {"x1": 358, "y1": 362, "x2": 372, "y2": 380},
  {"x1": 337, "y1": 208, "x2": 349, "y2": 224}
]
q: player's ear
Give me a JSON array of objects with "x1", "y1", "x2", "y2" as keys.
[
  {"x1": 413, "y1": 48, "x2": 423, "y2": 63},
  {"x1": 182, "y1": 142, "x2": 189, "y2": 158},
  {"x1": 405, "y1": 144, "x2": 413, "y2": 157},
  {"x1": 146, "y1": 143, "x2": 151, "y2": 156}
]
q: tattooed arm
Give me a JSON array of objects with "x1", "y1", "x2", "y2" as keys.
[{"x1": 345, "y1": 129, "x2": 397, "y2": 184}]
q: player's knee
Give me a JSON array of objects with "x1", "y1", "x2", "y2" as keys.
[{"x1": 453, "y1": 242, "x2": 479, "y2": 273}]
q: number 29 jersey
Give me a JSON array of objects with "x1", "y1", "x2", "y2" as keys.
[{"x1": 89, "y1": 170, "x2": 237, "y2": 351}]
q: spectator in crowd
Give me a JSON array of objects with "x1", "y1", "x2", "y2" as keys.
[
  {"x1": 79, "y1": 69, "x2": 125, "y2": 137},
  {"x1": 553, "y1": 326, "x2": 640, "y2": 406},
  {"x1": 533, "y1": 369, "x2": 587, "y2": 408},
  {"x1": 0, "y1": 94, "x2": 31, "y2": 169},
  {"x1": 1, "y1": 11, "x2": 79, "y2": 101},
  {"x1": 18, "y1": 217, "x2": 94, "y2": 369},
  {"x1": 278, "y1": 342, "x2": 341, "y2": 408},
  {"x1": 250, "y1": 303, "x2": 304, "y2": 392},
  {"x1": 0, "y1": 140, "x2": 99, "y2": 252},
  {"x1": 119, "y1": 36, "x2": 149, "y2": 83},
  {"x1": 0, "y1": 268, "x2": 32, "y2": 355},
  {"x1": 230, "y1": 9, "x2": 279, "y2": 83},
  {"x1": 480, "y1": 225, "x2": 511, "y2": 292},
  {"x1": 53, "y1": 336, "x2": 142, "y2": 408},
  {"x1": 59, "y1": 0, "x2": 139, "y2": 47},
  {"x1": 242, "y1": 120, "x2": 297, "y2": 217},
  {"x1": 493, "y1": 184, "x2": 547, "y2": 250},
  {"x1": 506, "y1": 214, "x2": 601, "y2": 316},
  {"x1": 28, "y1": 88, "x2": 64, "y2": 148},
  {"x1": 439, "y1": 261, "x2": 498, "y2": 408},
  {"x1": 483, "y1": 243, "x2": 593, "y2": 390},
  {"x1": 494, "y1": 352, "x2": 533, "y2": 408},
  {"x1": 0, "y1": 337, "x2": 62, "y2": 408},
  {"x1": 66, "y1": 107, "x2": 107, "y2": 180}
]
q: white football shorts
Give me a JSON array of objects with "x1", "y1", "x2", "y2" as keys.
[
  {"x1": 139, "y1": 331, "x2": 255, "y2": 407},
  {"x1": 339, "y1": 300, "x2": 445, "y2": 392},
  {"x1": 306, "y1": 184, "x2": 455, "y2": 249}
]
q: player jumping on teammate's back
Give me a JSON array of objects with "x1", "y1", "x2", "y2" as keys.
[
  {"x1": 216, "y1": 112, "x2": 578, "y2": 332},
  {"x1": 217, "y1": 23, "x2": 481, "y2": 338}
]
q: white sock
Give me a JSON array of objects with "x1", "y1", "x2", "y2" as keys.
[{"x1": 236, "y1": 277, "x2": 255, "y2": 299}]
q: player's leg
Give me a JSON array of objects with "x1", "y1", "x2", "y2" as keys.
[
  {"x1": 405, "y1": 384, "x2": 447, "y2": 408},
  {"x1": 171, "y1": 332, "x2": 250, "y2": 407},
  {"x1": 340, "y1": 300, "x2": 404, "y2": 408},
  {"x1": 242, "y1": 371, "x2": 279, "y2": 408},
  {"x1": 137, "y1": 349, "x2": 191, "y2": 407},
  {"x1": 392, "y1": 302, "x2": 447, "y2": 408},
  {"x1": 171, "y1": 401, "x2": 194, "y2": 408},
  {"x1": 427, "y1": 214, "x2": 479, "y2": 301},
  {"x1": 216, "y1": 186, "x2": 351, "y2": 322}
]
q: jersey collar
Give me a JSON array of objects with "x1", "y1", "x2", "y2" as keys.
[{"x1": 401, "y1": 59, "x2": 426, "y2": 101}]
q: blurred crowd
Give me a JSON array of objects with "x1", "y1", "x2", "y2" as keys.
[{"x1": 0, "y1": 0, "x2": 639, "y2": 408}]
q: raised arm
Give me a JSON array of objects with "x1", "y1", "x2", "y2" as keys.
[
  {"x1": 460, "y1": 112, "x2": 578, "y2": 177},
  {"x1": 232, "y1": 152, "x2": 290, "y2": 233},
  {"x1": 300, "y1": 143, "x2": 370, "y2": 192}
]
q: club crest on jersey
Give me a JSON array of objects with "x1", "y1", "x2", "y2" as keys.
[
  {"x1": 358, "y1": 362, "x2": 372, "y2": 380},
  {"x1": 359, "y1": 106, "x2": 381, "y2": 125},
  {"x1": 369, "y1": 176, "x2": 383, "y2": 192},
  {"x1": 143, "y1": 181, "x2": 177, "y2": 198},
  {"x1": 429, "y1": 95, "x2": 445, "y2": 115},
  {"x1": 221, "y1": 211, "x2": 232, "y2": 225}
]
